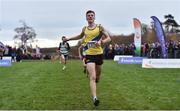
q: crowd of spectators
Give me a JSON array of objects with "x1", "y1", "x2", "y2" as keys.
[
  {"x1": 2, "y1": 45, "x2": 51, "y2": 62},
  {"x1": 104, "y1": 40, "x2": 180, "y2": 59},
  {"x1": 1, "y1": 40, "x2": 180, "y2": 62}
]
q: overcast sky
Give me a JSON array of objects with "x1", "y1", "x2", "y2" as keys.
[{"x1": 0, "y1": 0, "x2": 180, "y2": 48}]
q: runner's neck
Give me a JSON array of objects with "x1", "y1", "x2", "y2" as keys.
[{"x1": 88, "y1": 23, "x2": 96, "y2": 29}]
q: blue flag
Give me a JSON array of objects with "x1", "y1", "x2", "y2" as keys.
[{"x1": 151, "y1": 16, "x2": 167, "y2": 58}]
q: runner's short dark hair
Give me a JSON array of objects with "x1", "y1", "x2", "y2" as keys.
[
  {"x1": 86, "y1": 10, "x2": 95, "y2": 15},
  {"x1": 62, "y1": 36, "x2": 66, "y2": 40}
]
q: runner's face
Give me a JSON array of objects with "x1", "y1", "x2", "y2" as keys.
[
  {"x1": 62, "y1": 37, "x2": 65, "y2": 42},
  {"x1": 86, "y1": 12, "x2": 95, "y2": 23}
]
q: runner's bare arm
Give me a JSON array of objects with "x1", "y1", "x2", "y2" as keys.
[
  {"x1": 66, "y1": 27, "x2": 85, "y2": 41},
  {"x1": 96, "y1": 25, "x2": 111, "y2": 46},
  {"x1": 101, "y1": 26, "x2": 111, "y2": 44}
]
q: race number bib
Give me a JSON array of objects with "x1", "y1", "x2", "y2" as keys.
[{"x1": 87, "y1": 41, "x2": 96, "y2": 49}]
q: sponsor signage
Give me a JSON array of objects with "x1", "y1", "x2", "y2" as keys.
[
  {"x1": 142, "y1": 59, "x2": 180, "y2": 68},
  {"x1": 114, "y1": 55, "x2": 133, "y2": 61},
  {"x1": 0, "y1": 60, "x2": 12, "y2": 66},
  {"x1": 118, "y1": 57, "x2": 143, "y2": 64},
  {"x1": 133, "y1": 18, "x2": 142, "y2": 56},
  {"x1": 151, "y1": 16, "x2": 167, "y2": 58}
]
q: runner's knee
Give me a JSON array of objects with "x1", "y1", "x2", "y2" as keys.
[{"x1": 89, "y1": 75, "x2": 96, "y2": 81}]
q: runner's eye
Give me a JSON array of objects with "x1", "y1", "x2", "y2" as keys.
[{"x1": 88, "y1": 14, "x2": 94, "y2": 17}]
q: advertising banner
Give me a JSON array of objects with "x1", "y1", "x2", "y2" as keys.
[
  {"x1": 151, "y1": 16, "x2": 167, "y2": 58},
  {"x1": 133, "y1": 18, "x2": 142, "y2": 56},
  {"x1": 142, "y1": 59, "x2": 180, "y2": 68},
  {"x1": 118, "y1": 57, "x2": 143, "y2": 64}
]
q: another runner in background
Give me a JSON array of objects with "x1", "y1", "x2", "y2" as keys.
[{"x1": 58, "y1": 36, "x2": 70, "y2": 70}]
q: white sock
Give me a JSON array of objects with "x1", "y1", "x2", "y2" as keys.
[
  {"x1": 93, "y1": 96, "x2": 97, "y2": 101},
  {"x1": 62, "y1": 65, "x2": 66, "y2": 70}
]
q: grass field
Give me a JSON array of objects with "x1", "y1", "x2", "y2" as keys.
[{"x1": 0, "y1": 60, "x2": 180, "y2": 110}]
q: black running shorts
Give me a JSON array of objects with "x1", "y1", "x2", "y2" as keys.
[{"x1": 85, "y1": 54, "x2": 103, "y2": 65}]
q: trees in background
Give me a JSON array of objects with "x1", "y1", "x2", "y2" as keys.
[
  {"x1": 163, "y1": 14, "x2": 180, "y2": 33},
  {"x1": 14, "y1": 20, "x2": 37, "y2": 53}
]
